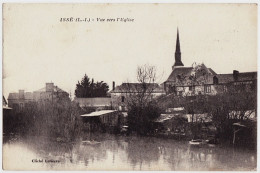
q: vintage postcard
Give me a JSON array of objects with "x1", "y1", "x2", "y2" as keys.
[{"x1": 2, "y1": 3, "x2": 257, "y2": 171}]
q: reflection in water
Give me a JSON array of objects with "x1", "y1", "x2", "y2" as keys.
[{"x1": 3, "y1": 134, "x2": 256, "y2": 171}]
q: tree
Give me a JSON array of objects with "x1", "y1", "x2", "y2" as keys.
[
  {"x1": 75, "y1": 74, "x2": 109, "y2": 98},
  {"x1": 205, "y1": 83, "x2": 257, "y2": 140},
  {"x1": 125, "y1": 65, "x2": 163, "y2": 135}
]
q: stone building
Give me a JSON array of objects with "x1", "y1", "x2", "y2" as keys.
[
  {"x1": 33, "y1": 82, "x2": 69, "y2": 102},
  {"x1": 7, "y1": 90, "x2": 33, "y2": 111},
  {"x1": 110, "y1": 82, "x2": 165, "y2": 111},
  {"x1": 7, "y1": 82, "x2": 68, "y2": 111}
]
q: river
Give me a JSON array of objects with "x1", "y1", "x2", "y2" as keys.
[{"x1": 3, "y1": 133, "x2": 256, "y2": 171}]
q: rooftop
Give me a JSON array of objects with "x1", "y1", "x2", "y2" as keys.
[
  {"x1": 34, "y1": 86, "x2": 66, "y2": 93},
  {"x1": 166, "y1": 64, "x2": 217, "y2": 83},
  {"x1": 80, "y1": 110, "x2": 117, "y2": 117},
  {"x1": 8, "y1": 92, "x2": 33, "y2": 100},
  {"x1": 216, "y1": 72, "x2": 257, "y2": 84}
]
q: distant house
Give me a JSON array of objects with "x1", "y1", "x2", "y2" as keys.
[
  {"x1": 7, "y1": 82, "x2": 69, "y2": 111},
  {"x1": 33, "y1": 82, "x2": 69, "y2": 102},
  {"x1": 110, "y1": 82, "x2": 166, "y2": 111},
  {"x1": 7, "y1": 90, "x2": 33, "y2": 111},
  {"x1": 74, "y1": 97, "x2": 112, "y2": 110},
  {"x1": 214, "y1": 71, "x2": 257, "y2": 94}
]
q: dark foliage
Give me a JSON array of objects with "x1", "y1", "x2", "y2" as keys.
[
  {"x1": 75, "y1": 74, "x2": 109, "y2": 98},
  {"x1": 4, "y1": 97, "x2": 85, "y2": 141},
  {"x1": 127, "y1": 103, "x2": 162, "y2": 135}
]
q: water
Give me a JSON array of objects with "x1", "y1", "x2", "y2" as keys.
[{"x1": 3, "y1": 133, "x2": 256, "y2": 171}]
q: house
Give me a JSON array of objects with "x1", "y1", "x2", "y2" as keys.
[
  {"x1": 33, "y1": 82, "x2": 69, "y2": 102},
  {"x1": 110, "y1": 82, "x2": 166, "y2": 111},
  {"x1": 7, "y1": 90, "x2": 33, "y2": 112},
  {"x1": 7, "y1": 82, "x2": 69, "y2": 111},
  {"x1": 214, "y1": 71, "x2": 257, "y2": 94}
]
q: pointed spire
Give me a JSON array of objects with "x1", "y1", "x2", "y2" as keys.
[
  {"x1": 173, "y1": 28, "x2": 184, "y2": 68},
  {"x1": 176, "y1": 28, "x2": 180, "y2": 53}
]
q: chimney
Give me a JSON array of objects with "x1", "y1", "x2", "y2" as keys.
[
  {"x1": 46, "y1": 83, "x2": 54, "y2": 92},
  {"x1": 112, "y1": 81, "x2": 115, "y2": 91},
  {"x1": 233, "y1": 70, "x2": 239, "y2": 81},
  {"x1": 19, "y1": 90, "x2": 25, "y2": 99}
]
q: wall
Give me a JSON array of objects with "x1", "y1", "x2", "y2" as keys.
[{"x1": 74, "y1": 97, "x2": 112, "y2": 108}]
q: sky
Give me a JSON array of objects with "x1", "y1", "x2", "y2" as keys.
[{"x1": 3, "y1": 3, "x2": 257, "y2": 98}]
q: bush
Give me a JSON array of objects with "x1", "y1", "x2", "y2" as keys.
[
  {"x1": 127, "y1": 103, "x2": 162, "y2": 135},
  {"x1": 5, "y1": 97, "x2": 85, "y2": 141}
]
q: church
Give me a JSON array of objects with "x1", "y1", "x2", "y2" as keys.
[
  {"x1": 110, "y1": 29, "x2": 257, "y2": 111},
  {"x1": 163, "y1": 29, "x2": 257, "y2": 97}
]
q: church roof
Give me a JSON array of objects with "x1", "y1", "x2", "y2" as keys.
[
  {"x1": 208, "y1": 68, "x2": 217, "y2": 75},
  {"x1": 165, "y1": 64, "x2": 218, "y2": 85},
  {"x1": 166, "y1": 67, "x2": 193, "y2": 82}
]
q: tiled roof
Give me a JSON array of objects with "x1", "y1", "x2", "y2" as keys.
[
  {"x1": 208, "y1": 68, "x2": 217, "y2": 75},
  {"x1": 216, "y1": 72, "x2": 257, "y2": 84},
  {"x1": 111, "y1": 83, "x2": 165, "y2": 93},
  {"x1": 166, "y1": 67, "x2": 193, "y2": 82},
  {"x1": 8, "y1": 93, "x2": 19, "y2": 100},
  {"x1": 8, "y1": 92, "x2": 33, "y2": 100},
  {"x1": 34, "y1": 86, "x2": 67, "y2": 93},
  {"x1": 166, "y1": 65, "x2": 217, "y2": 83},
  {"x1": 25, "y1": 92, "x2": 33, "y2": 100}
]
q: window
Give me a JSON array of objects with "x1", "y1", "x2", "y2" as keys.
[
  {"x1": 213, "y1": 76, "x2": 219, "y2": 84},
  {"x1": 121, "y1": 96, "x2": 125, "y2": 102},
  {"x1": 169, "y1": 85, "x2": 176, "y2": 94},
  {"x1": 189, "y1": 86, "x2": 195, "y2": 91},
  {"x1": 223, "y1": 85, "x2": 227, "y2": 92},
  {"x1": 19, "y1": 103, "x2": 24, "y2": 110},
  {"x1": 204, "y1": 85, "x2": 211, "y2": 93}
]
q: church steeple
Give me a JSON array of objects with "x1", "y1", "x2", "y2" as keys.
[{"x1": 173, "y1": 28, "x2": 184, "y2": 68}]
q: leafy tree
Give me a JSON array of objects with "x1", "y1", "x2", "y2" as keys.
[{"x1": 75, "y1": 74, "x2": 109, "y2": 98}]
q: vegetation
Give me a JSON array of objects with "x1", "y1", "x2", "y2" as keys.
[
  {"x1": 125, "y1": 65, "x2": 163, "y2": 135},
  {"x1": 128, "y1": 102, "x2": 162, "y2": 135},
  {"x1": 4, "y1": 97, "x2": 85, "y2": 142},
  {"x1": 75, "y1": 74, "x2": 109, "y2": 98}
]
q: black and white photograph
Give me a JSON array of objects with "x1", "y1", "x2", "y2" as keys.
[{"x1": 2, "y1": 3, "x2": 257, "y2": 171}]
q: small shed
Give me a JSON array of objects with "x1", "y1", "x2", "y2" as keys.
[{"x1": 81, "y1": 110, "x2": 122, "y2": 131}]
